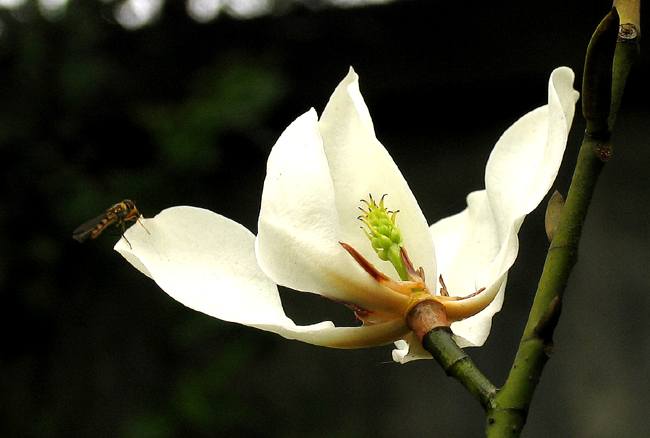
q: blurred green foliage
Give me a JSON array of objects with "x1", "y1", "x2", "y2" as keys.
[{"x1": 0, "y1": 2, "x2": 292, "y2": 436}]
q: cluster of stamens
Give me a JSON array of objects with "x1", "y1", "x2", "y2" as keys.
[
  {"x1": 340, "y1": 194, "x2": 491, "y2": 324},
  {"x1": 358, "y1": 194, "x2": 408, "y2": 281}
]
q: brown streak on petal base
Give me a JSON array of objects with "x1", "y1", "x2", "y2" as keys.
[
  {"x1": 400, "y1": 247, "x2": 424, "y2": 282},
  {"x1": 327, "y1": 295, "x2": 393, "y2": 325},
  {"x1": 339, "y1": 241, "x2": 391, "y2": 282}
]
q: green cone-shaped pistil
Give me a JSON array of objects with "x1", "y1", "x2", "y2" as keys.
[{"x1": 359, "y1": 195, "x2": 408, "y2": 281}]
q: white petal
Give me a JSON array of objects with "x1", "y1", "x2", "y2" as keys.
[
  {"x1": 317, "y1": 68, "x2": 437, "y2": 282},
  {"x1": 392, "y1": 333, "x2": 431, "y2": 363},
  {"x1": 256, "y1": 110, "x2": 410, "y2": 315},
  {"x1": 392, "y1": 339, "x2": 411, "y2": 363},
  {"x1": 430, "y1": 67, "x2": 579, "y2": 347},
  {"x1": 430, "y1": 191, "x2": 507, "y2": 346},
  {"x1": 276, "y1": 318, "x2": 411, "y2": 349},
  {"x1": 432, "y1": 191, "x2": 501, "y2": 293},
  {"x1": 116, "y1": 206, "x2": 290, "y2": 327},
  {"x1": 485, "y1": 67, "x2": 579, "y2": 228},
  {"x1": 115, "y1": 206, "x2": 410, "y2": 349}
]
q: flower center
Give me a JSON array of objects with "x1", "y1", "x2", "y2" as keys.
[
  {"x1": 345, "y1": 194, "x2": 495, "y2": 324},
  {"x1": 358, "y1": 194, "x2": 409, "y2": 281}
]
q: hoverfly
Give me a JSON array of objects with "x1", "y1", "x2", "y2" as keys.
[{"x1": 73, "y1": 199, "x2": 146, "y2": 247}]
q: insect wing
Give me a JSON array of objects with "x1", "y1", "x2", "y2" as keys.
[
  {"x1": 73, "y1": 212, "x2": 107, "y2": 242},
  {"x1": 73, "y1": 200, "x2": 142, "y2": 243},
  {"x1": 72, "y1": 210, "x2": 121, "y2": 242}
]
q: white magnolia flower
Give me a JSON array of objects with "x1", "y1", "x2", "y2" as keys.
[{"x1": 116, "y1": 67, "x2": 578, "y2": 363}]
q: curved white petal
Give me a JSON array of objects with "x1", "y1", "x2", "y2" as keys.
[
  {"x1": 318, "y1": 68, "x2": 437, "y2": 282},
  {"x1": 430, "y1": 67, "x2": 579, "y2": 347},
  {"x1": 275, "y1": 317, "x2": 411, "y2": 349},
  {"x1": 485, "y1": 66, "x2": 579, "y2": 227},
  {"x1": 430, "y1": 191, "x2": 507, "y2": 346},
  {"x1": 115, "y1": 206, "x2": 410, "y2": 349},
  {"x1": 392, "y1": 333, "x2": 431, "y2": 363},
  {"x1": 256, "y1": 109, "x2": 410, "y2": 315},
  {"x1": 116, "y1": 206, "x2": 290, "y2": 327}
]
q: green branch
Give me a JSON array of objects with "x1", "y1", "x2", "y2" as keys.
[
  {"x1": 485, "y1": 7, "x2": 640, "y2": 436},
  {"x1": 417, "y1": 5, "x2": 639, "y2": 436}
]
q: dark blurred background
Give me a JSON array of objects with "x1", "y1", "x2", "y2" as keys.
[{"x1": 1, "y1": 0, "x2": 648, "y2": 437}]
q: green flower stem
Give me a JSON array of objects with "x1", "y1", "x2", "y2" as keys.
[
  {"x1": 407, "y1": 299, "x2": 497, "y2": 408},
  {"x1": 422, "y1": 327, "x2": 497, "y2": 409},
  {"x1": 485, "y1": 7, "x2": 639, "y2": 437}
]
